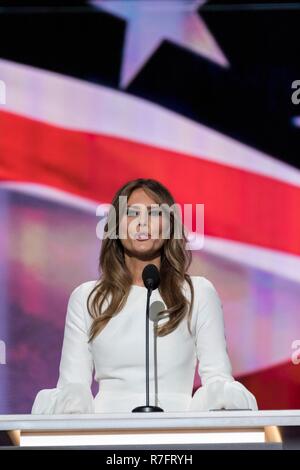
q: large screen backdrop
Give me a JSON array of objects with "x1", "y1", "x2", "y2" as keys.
[{"x1": 0, "y1": 1, "x2": 300, "y2": 413}]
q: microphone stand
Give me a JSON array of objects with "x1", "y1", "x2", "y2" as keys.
[
  {"x1": 153, "y1": 321, "x2": 159, "y2": 407},
  {"x1": 132, "y1": 286, "x2": 164, "y2": 412}
]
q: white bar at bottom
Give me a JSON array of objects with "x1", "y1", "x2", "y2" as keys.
[{"x1": 21, "y1": 430, "x2": 265, "y2": 447}]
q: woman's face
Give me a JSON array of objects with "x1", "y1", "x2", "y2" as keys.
[{"x1": 119, "y1": 188, "x2": 166, "y2": 259}]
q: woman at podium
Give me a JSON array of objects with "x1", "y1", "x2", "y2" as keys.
[{"x1": 32, "y1": 178, "x2": 258, "y2": 414}]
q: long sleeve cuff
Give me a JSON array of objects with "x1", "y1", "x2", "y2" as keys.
[
  {"x1": 31, "y1": 383, "x2": 94, "y2": 414},
  {"x1": 189, "y1": 379, "x2": 258, "y2": 411}
]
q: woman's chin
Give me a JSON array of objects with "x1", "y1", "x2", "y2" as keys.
[
  {"x1": 133, "y1": 244, "x2": 154, "y2": 254},
  {"x1": 129, "y1": 243, "x2": 159, "y2": 259}
]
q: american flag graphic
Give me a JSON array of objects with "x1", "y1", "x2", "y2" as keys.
[{"x1": 0, "y1": 0, "x2": 300, "y2": 413}]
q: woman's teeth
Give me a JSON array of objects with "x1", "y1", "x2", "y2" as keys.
[{"x1": 135, "y1": 233, "x2": 149, "y2": 240}]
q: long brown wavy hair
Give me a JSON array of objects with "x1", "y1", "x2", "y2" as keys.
[{"x1": 87, "y1": 178, "x2": 194, "y2": 342}]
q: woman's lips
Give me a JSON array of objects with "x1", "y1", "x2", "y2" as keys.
[{"x1": 134, "y1": 232, "x2": 150, "y2": 240}]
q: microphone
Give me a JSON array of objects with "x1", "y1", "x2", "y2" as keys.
[
  {"x1": 132, "y1": 265, "x2": 164, "y2": 413},
  {"x1": 149, "y1": 300, "x2": 169, "y2": 323},
  {"x1": 142, "y1": 264, "x2": 160, "y2": 291}
]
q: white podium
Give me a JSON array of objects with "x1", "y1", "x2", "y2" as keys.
[{"x1": 1, "y1": 410, "x2": 300, "y2": 449}]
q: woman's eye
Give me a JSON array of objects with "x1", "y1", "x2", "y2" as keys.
[
  {"x1": 149, "y1": 210, "x2": 162, "y2": 217},
  {"x1": 126, "y1": 207, "x2": 162, "y2": 217},
  {"x1": 127, "y1": 209, "x2": 139, "y2": 217}
]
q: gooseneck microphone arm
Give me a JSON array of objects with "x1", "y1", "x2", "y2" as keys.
[
  {"x1": 145, "y1": 287, "x2": 152, "y2": 407},
  {"x1": 132, "y1": 265, "x2": 164, "y2": 413}
]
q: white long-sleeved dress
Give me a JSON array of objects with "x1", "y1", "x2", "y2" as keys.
[{"x1": 31, "y1": 276, "x2": 258, "y2": 414}]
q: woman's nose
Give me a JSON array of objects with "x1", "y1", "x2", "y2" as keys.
[
  {"x1": 138, "y1": 220, "x2": 148, "y2": 228},
  {"x1": 138, "y1": 212, "x2": 148, "y2": 227}
]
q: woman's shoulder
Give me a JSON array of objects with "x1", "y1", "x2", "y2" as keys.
[
  {"x1": 185, "y1": 275, "x2": 222, "y2": 310},
  {"x1": 186, "y1": 276, "x2": 224, "y2": 332},
  {"x1": 69, "y1": 279, "x2": 99, "y2": 302},
  {"x1": 187, "y1": 275, "x2": 218, "y2": 293}
]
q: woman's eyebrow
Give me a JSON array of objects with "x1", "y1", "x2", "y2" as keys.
[{"x1": 128, "y1": 204, "x2": 160, "y2": 209}]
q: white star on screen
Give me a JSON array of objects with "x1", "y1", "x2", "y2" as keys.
[{"x1": 91, "y1": 0, "x2": 229, "y2": 88}]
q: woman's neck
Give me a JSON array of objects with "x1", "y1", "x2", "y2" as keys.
[{"x1": 124, "y1": 254, "x2": 161, "y2": 286}]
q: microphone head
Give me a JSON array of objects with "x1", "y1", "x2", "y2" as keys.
[
  {"x1": 149, "y1": 301, "x2": 169, "y2": 323},
  {"x1": 142, "y1": 264, "x2": 160, "y2": 290}
]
